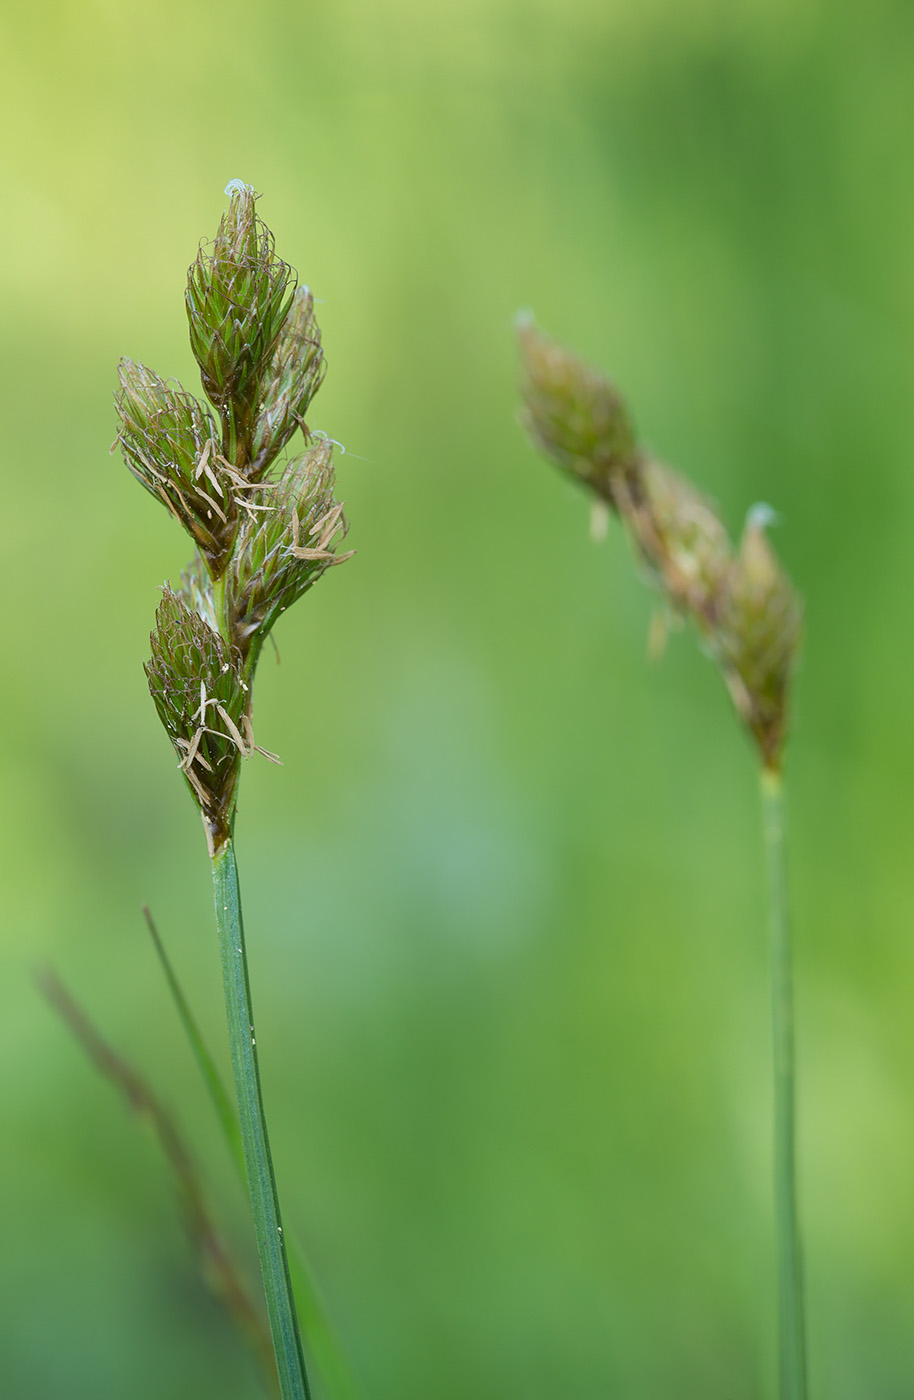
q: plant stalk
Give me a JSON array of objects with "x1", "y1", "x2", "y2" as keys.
[
  {"x1": 212, "y1": 836, "x2": 311, "y2": 1400},
  {"x1": 760, "y1": 766, "x2": 807, "y2": 1400},
  {"x1": 145, "y1": 905, "x2": 365, "y2": 1400}
]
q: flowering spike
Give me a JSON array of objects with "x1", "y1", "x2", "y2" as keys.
[
  {"x1": 633, "y1": 459, "x2": 733, "y2": 625},
  {"x1": 120, "y1": 186, "x2": 353, "y2": 847},
  {"x1": 119, "y1": 189, "x2": 357, "y2": 1399},
  {"x1": 186, "y1": 184, "x2": 295, "y2": 467},
  {"x1": 249, "y1": 287, "x2": 326, "y2": 476},
  {"x1": 517, "y1": 320, "x2": 641, "y2": 507},
  {"x1": 145, "y1": 589, "x2": 248, "y2": 853},
  {"x1": 517, "y1": 317, "x2": 802, "y2": 766},
  {"x1": 115, "y1": 360, "x2": 237, "y2": 576},
  {"x1": 226, "y1": 438, "x2": 352, "y2": 669},
  {"x1": 716, "y1": 514, "x2": 803, "y2": 771}
]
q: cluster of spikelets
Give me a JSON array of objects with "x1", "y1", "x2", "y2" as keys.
[
  {"x1": 517, "y1": 320, "x2": 802, "y2": 771},
  {"x1": 115, "y1": 183, "x2": 352, "y2": 855}
]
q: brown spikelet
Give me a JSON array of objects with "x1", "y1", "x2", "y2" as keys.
[
  {"x1": 626, "y1": 460, "x2": 733, "y2": 627},
  {"x1": 715, "y1": 510, "x2": 803, "y2": 771},
  {"x1": 517, "y1": 318, "x2": 641, "y2": 508}
]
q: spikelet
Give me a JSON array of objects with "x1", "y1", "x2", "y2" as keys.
[
  {"x1": 145, "y1": 589, "x2": 249, "y2": 854},
  {"x1": 250, "y1": 286, "x2": 326, "y2": 476},
  {"x1": 633, "y1": 459, "x2": 733, "y2": 627},
  {"x1": 115, "y1": 360, "x2": 237, "y2": 576},
  {"x1": 517, "y1": 319, "x2": 641, "y2": 507},
  {"x1": 715, "y1": 509, "x2": 803, "y2": 771},
  {"x1": 226, "y1": 438, "x2": 352, "y2": 668},
  {"x1": 186, "y1": 183, "x2": 296, "y2": 467}
]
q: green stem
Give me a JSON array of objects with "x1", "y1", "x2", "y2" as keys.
[
  {"x1": 760, "y1": 767, "x2": 808, "y2": 1400},
  {"x1": 212, "y1": 836, "x2": 312, "y2": 1400},
  {"x1": 145, "y1": 907, "x2": 365, "y2": 1400}
]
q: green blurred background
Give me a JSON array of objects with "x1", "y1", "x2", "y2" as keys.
[{"x1": 3, "y1": 0, "x2": 914, "y2": 1395}]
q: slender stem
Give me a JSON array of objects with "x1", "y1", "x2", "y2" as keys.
[
  {"x1": 145, "y1": 907, "x2": 365, "y2": 1400},
  {"x1": 212, "y1": 836, "x2": 312, "y2": 1400},
  {"x1": 760, "y1": 766, "x2": 808, "y2": 1400}
]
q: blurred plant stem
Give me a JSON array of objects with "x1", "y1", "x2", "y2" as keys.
[
  {"x1": 37, "y1": 969, "x2": 279, "y2": 1395},
  {"x1": 213, "y1": 836, "x2": 311, "y2": 1400},
  {"x1": 760, "y1": 767, "x2": 807, "y2": 1400},
  {"x1": 145, "y1": 905, "x2": 365, "y2": 1400}
]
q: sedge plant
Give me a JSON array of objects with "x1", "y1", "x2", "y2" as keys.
[
  {"x1": 115, "y1": 180, "x2": 353, "y2": 1400},
  {"x1": 518, "y1": 320, "x2": 806, "y2": 1400}
]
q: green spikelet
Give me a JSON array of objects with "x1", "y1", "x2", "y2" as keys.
[
  {"x1": 226, "y1": 438, "x2": 352, "y2": 670},
  {"x1": 115, "y1": 360, "x2": 238, "y2": 575},
  {"x1": 186, "y1": 182, "x2": 296, "y2": 467},
  {"x1": 119, "y1": 181, "x2": 352, "y2": 845},
  {"x1": 517, "y1": 319, "x2": 641, "y2": 507},
  {"x1": 145, "y1": 588, "x2": 249, "y2": 853},
  {"x1": 251, "y1": 286, "x2": 326, "y2": 477}
]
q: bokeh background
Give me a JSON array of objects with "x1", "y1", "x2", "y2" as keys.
[{"x1": 3, "y1": 0, "x2": 914, "y2": 1396}]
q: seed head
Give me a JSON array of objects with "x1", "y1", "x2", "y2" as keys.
[
  {"x1": 517, "y1": 319, "x2": 803, "y2": 767},
  {"x1": 115, "y1": 360, "x2": 238, "y2": 575},
  {"x1": 226, "y1": 438, "x2": 353, "y2": 669},
  {"x1": 250, "y1": 286, "x2": 326, "y2": 477},
  {"x1": 517, "y1": 319, "x2": 640, "y2": 507},
  {"x1": 634, "y1": 459, "x2": 732, "y2": 625},
  {"x1": 715, "y1": 510, "x2": 803, "y2": 771},
  {"x1": 121, "y1": 185, "x2": 353, "y2": 851},
  {"x1": 145, "y1": 588, "x2": 249, "y2": 853},
  {"x1": 186, "y1": 183, "x2": 295, "y2": 465}
]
